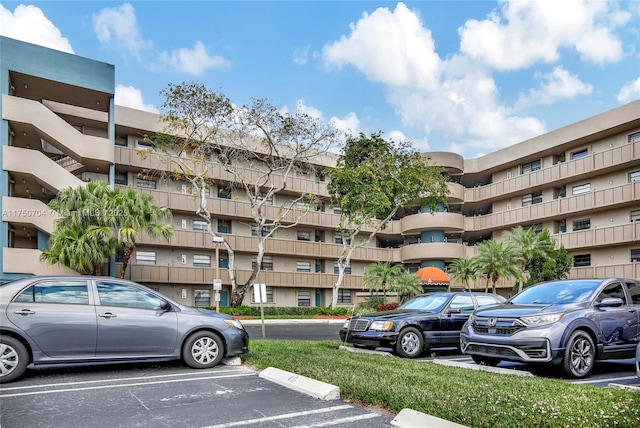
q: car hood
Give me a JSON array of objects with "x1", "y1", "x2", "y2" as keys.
[
  {"x1": 351, "y1": 309, "x2": 436, "y2": 320},
  {"x1": 474, "y1": 302, "x2": 583, "y2": 317},
  {"x1": 180, "y1": 305, "x2": 235, "y2": 320}
]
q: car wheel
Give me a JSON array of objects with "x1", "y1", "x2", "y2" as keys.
[
  {"x1": 182, "y1": 331, "x2": 225, "y2": 369},
  {"x1": 561, "y1": 330, "x2": 595, "y2": 378},
  {"x1": 471, "y1": 354, "x2": 501, "y2": 366},
  {"x1": 395, "y1": 327, "x2": 424, "y2": 358},
  {"x1": 0, "y1": 335, "x2": 29, "y2": 383}
]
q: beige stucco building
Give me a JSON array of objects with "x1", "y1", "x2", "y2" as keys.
[{"x1": 2, "y1": 36, "x2": 639, "y2": 307}]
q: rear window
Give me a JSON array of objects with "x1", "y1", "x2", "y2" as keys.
[{"x1": 510, "y1": 280, "x2": 600, "y2": 305}]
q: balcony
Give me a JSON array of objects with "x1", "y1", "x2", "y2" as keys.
[
  {"x1": 3, "y1": 248, "x2": 75, "y2": 275},
  {"x1": 400, "y1": 211, "x2": 464, "y2": 235},
  {"x1": 3, "y1": 146, "x2": 84, "y2": 191},
  {"x1": 2, "y1": 197, "x2": 60, "y2": 234},
  {"x1": 399, "y1": 242, "x2": 465, "y2": 263}
]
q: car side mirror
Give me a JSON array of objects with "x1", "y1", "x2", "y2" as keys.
[
  {"x1": 596, "y1": 297, "x2": 624, "y2": 308},
  {"x1": 447, "y1": 308, "x2": 461, "y2": 315},
  {"x1": 160, "y1": 301, "x2": 173, "y2": 311}
]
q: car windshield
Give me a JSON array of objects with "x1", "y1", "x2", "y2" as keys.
[
  {"x1": 510, "y1": 280, "x2": 601, "y2": 305},
  {"x1": 398, "y1": 294, "x2": 449, "y2": 311}
]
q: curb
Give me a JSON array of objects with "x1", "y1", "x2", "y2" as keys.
[
  {"x1": 391, "y1": 408, "x2": 469, "y2": 428},
  {"x1": 429, "y1": 359, "x2": 534, "y2": 376},
  {"x1": 608, "y1": 382, "x2": 640, "y2": 392},
  {"x1": 259, "y1": 366, "x2": 340, "y2": 400}
]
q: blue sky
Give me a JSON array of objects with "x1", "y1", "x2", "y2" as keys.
[{"x1": 1, "y1": 1, "x2": 639, "y2": 158}]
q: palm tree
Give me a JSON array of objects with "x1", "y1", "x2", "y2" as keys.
[
  {"x1": 448, "y1": 258, "x2": 478, "y2": 291},
  {"x1": 363, "y1": 262, "x2": 405, "y2": 302},
  {"x1": 472, "y1": 239, "x2": 522, "y2": 294},
  {"x1": 110, "y1": 187, "x2": 174, "y2": 278},
  {"x1": 503, "y1": 226, "x2": 555, "y2": 292},
  {"x1": 391, "y1": 272, "x2": 423, "y2": 304},
  {"x1": 40, "y1": 223, "x2": 117, "y2": 275}
]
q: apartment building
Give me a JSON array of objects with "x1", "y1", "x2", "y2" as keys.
[{"x1": 2, "y1": 36, "x2": 639, "y2": 307}]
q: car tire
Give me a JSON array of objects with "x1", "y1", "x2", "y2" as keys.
[
  {"x1": 0, "y1": 335, "x2": 29, "y2": 383},
  {"x1": 182, "y1": 331, "x2": 225, "y2": 369},
  {"x1": 561, "y1": 330, "x2": 595, "y2": 379},
  {"x1": 395, "y1": 327, "x2": 424, "y2": 358},
  {"x1": 471, "y1": 354, "x2": 501, "y2": 366}
]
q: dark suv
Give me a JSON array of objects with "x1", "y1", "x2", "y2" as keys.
[{"x1": 460, "y1": 278, "x2": 640, "y2": 378}]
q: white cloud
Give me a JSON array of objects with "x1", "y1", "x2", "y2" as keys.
[
  {"x1": 0, "y1": 4, "x2": 73, "y2": 53},
  {"x1": 617, "y1": 77, "x2": 640, "y2": 103},
  {"x1": 293, "y1": 45, "x2": 310, "y2": 66},
  {"x1": 322, "y1": 2, "x2": 440, "y2": 91},
  {"x1": 158, "y1": 41, "x2": 230, "y2": 76},
  {"x1": 459, "y1": 0, "x2": 628, "y2": 70},
  {"x1": 515, "y1": 67, "x2": 593, "y2": 110},
  {"x1": 93, "y1": 3, "x2": 149, "y2": 59},
  {"x1": 330, "y1": 112, "x2": 360, "y2": 136},
  {"x1": 114, "y1": 84, "x2": 159, "y2": 113}
]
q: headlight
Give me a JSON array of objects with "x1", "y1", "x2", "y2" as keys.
[
  {"x1": 369, "y1": 321, "x2": 394, "y2": 331},
  {"x1": 519, "y1": 313, "x2": 564, "y2": 327},
  {"x1": 224, "y1": 319, "x2": 244, "y2": 329},
  {"x1": 469, "y1": 314, "x2": 476, "y2": 324},
  {"x1": 342, "y1": 320, "x2": 350, "y2": 329}
]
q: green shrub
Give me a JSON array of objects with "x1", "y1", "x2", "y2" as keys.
[{"x1": 211, "y1": 306, "x2": 350, "y2": 317}]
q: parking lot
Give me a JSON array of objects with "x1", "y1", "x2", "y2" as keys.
[{"x1": 0, "y1": 362, "x2": 395, "y2": 428}]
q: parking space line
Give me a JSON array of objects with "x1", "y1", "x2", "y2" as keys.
[
  {"x1": 0, "y1": 367, "x2": 255, "y2": 392},
  {"x1": 289, "y1": 413, "x2": 380, "y2": 427},
  {"x1": 202, "y1": 405, "x2": 354, "y2": 428},
  {"x1": 0, "y1": 372, "x2": 255, "y2": 398},
  {"x1": 570, "y1": 375, "x2": 639, "y2": 384}
]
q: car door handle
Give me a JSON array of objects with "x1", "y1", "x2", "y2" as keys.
[
  {"x1": 98, "y1": 312, "x2": 117, "y2": 318},
  {"x1": 13, "y1": 309, "x2": 35, "y2": 315}
]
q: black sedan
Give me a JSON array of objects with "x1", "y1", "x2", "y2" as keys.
[{"x1": 340, "y1": 292, "x2": 505, "y2": 358}]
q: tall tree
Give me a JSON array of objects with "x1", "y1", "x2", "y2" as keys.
[
  {"x1": 154, "y1": 82, "x2": 340, "y2": 307},
  {"x1": 447, "y1": 257, "x2": 479, "y2": 291},
  {"x1": 503, "y1": 226, "x2": 555, "y2": 293},
  {"x1": 42, "y1": 181, "x2": 173, "y2": 277},
  {"x1": 363, "y1": 262, "x2": 405, "y2": 302},
  {"x1": 327, "y1": 132, "x2": 449, "y2": 308},
  {"x1": 472, "y1": 239, "x2": 522, "y2": 294}
]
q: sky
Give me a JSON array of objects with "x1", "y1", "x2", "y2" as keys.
[{"x1": 1, "y1": 1, "x2": 639, "y2": 159}]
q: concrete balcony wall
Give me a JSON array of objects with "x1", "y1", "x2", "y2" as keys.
[
  {"x1": 424, "y1": 151, "x2": 464, "y2": 173},
  {"x1": 465, "y1": 181, "x2": 639, "y2": 233},
  {"x1": 570, "y1": 263, "x2": 640, "y2": 280},
  {"x1": 399, "y1": 242, "x2": 465, "y2": 263},
  {"x1": 447, "y1": 182, "x2": 464, "y2": 203},
  {"x1": 2, "y1": 197, "x2": 59, "y2": 234},
  {"x1": 3, "y1": 247, "x2": 75, "y2": 275},
  {"x1": 3, "y1": 146, "x2": 84, "y2": 191},
  {"x1": 465, "y1": 141, "x2": 640, "y2": 203},
  {"x1": 2, "y1": 95, "x2": 113, "y2": 163},
  {"x1": 400, "y1": 212, "x2": 464, "y2": 235},
  {"x1": 553, "y1": 223, "x2": 640, "y2": 249}
]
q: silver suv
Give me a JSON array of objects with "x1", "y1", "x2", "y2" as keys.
[{"x1": 460, "y1": 278, "x2": 640, "y2": 378}]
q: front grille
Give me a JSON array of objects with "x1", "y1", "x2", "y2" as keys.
[
  {"x1": 474, "y1": 325, "x2": 524, "y2": 335},
  {"x1": 347, "y1": 319, "x2": 371, "y2": 332},
  {"x1": 473, "y1": 317, "x2": 524, "y2": 335},
  {"x1": 467, "y1": 344, "x2": 519, "y2": 358}
]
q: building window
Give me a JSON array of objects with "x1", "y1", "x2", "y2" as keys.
[
  {"x1": 136, "y1": 139, "x2": 154, "y2": 149},
  {"x1": 115, "y1": 137, "x2": 127, "y2": 147},
  {"x1": 631, "y1": 249, "x2": 640, "y2": 263},
  {"x1": 337, "y1": 289, "x2": 352, "y2": 304},
  {"x1": 334, "y1": 261, "x2": 351, "y2": 275},
  {"x1": 521, "y1": 159, "x2": 541, "y2": 174},
  {"x1": 251, "y1": 223, "x2": 271, "y2": 237},
  {"x1": 629, "y1": 170, "x2": 640, "y2": 182},
  {"x1": 193, "y1": 220, "x2": 208, "y2": 231},
  {"x1": 297, "y1": 291, "x2": 311, "y2": 307},
  {"x1": 194, "y1": 290, "x2": 210, "y2": 307},
  {"x1": 217, "y1": 188, "x2": 231, "y2": 199},
  {"x1": 572, "y1": 183, "x2": 591, "y2": 195},
  {"x1": 257, "y1": 192, "x2": 273, "y2": 204},
  {"x1": 252, "y1": 255, "x2": 273, "y2": 271},
  {"x1": 218, "y1": 255, "x2": 229, "y2": 269},
  {"x1": 571, "y1": 148, "x2": 589, "y2": 160},
  {"x1": 192, "y1": 185, "x2": 211, "y2": 197},
  {"x1": 573, "y1": 219, "x2": 591, "y2": 231},
  {"x1": 522, "y1": 191, "x2": 542, "y2": 206},
  {"x1": 629, "y1": 132, "x2": 640, "y2": 144},
  {"x1": 136, "y1": 251, "x2": 156, "y2": 265},
  {"x1": 217, "y1": 219, "x2": 231, "y2": 234},
  {"x1": 297, "y1": 231, "x2": 311, "y2": 241},
  {"x1": 114, "y1": 173, "x2": 127, "y2": 185},
  {"x1": 631, "y1": 210, "x2": 640, "y2": 222},
  {"x1": 315, "y1": 259, "x2": 324, "y2": 273},
  {"x1": 333, "y1": 206, "x2": 342, "y2": 214},
  {"x1": 136, "y1": 178, "x2": 156, "y2": 189},
  {"x1": 296, "y1": 201, "x2": 309, "y2": 210},
  {"x1": 251, "y1": 287, "x2": 274, "y2": 304},
  {"x1": 573, "y1": 254, "x2": 591, "y2": 267},
  {"x1": 297, "y1": 262, "x2": 311, "y2": 273},
  {"x1": 193, "y1": 255, "x2": 211, "y2": 267}
]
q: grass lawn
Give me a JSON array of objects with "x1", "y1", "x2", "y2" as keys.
[{"x1": 242, "y1": 340, "x2": 640, "y2": 428}]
